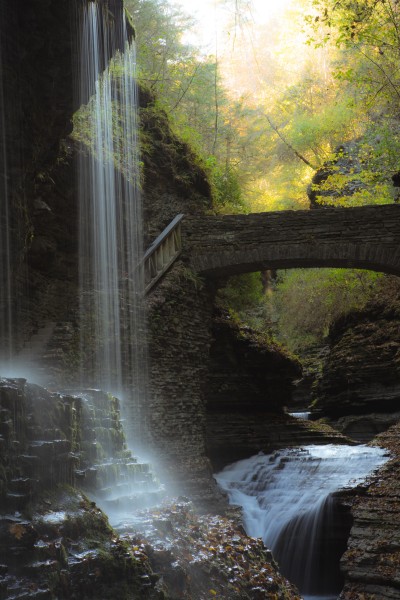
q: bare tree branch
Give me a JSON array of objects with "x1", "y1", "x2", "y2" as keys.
[
  {"x1": 171, "y1": 63, "x2": 202, "y2": 111},
  {"x1": 264, "y1": 114, "x2": 318, "y2": 170}
]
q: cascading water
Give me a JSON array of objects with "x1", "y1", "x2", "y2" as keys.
[
  {"x1": 76, "y1": 2, "x2": 148, "y2": 441},
  {"x1": 289, "y1": 411, "x2": 310, "y2": 420},
  {"x1": 215, "y1": 444, "x2": 388, "y2": 599}
]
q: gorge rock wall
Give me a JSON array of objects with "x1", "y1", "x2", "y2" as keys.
[
  {"x1": 339, "y1": 423, "x2": 400, "y2": 599},
  {"x1": 0, "y1": 0, "x2": 130, "y2": 354},
  {"x1": 303, "y1": 140, "x2": 400, "y2": 439},
  {"x1": 0, "y1": 0, "x2": 132, "y2": 182},
  {"x1": 206, "y1": 312, "x2": 300, "y2": 469},
  {"x1": 145, "y1": 264, "x2": 217, "y2": 503},
  {"x1": 0, "y1": 378, "x2": 161, "y2": 600},
  {"x1": 313, "y1": 277, "x2": 400, "y2": 439},
  {"x1": 139, "y1": 91, "x2": 212, "y2": 240},
  {"x1": 205, "y1": 313, "x2": 350, "y2": 471},
  {"x1": 0, "y1": 0, "x2": 344, "y2": 511}
]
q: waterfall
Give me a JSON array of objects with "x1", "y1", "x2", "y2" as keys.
[
  {"x1": 76, "y1": 2, "x2": 148, "y2": 441},
  {"x1": 215, "y1": 444, "x2": 388, "y2": 598},
  {"x1": 289, "y1": 411, "x2": 310, "y2": 420}
]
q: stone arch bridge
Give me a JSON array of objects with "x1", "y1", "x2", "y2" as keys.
[{"x1": 181, "y1": 204, "x2": 400, "y2": 279}]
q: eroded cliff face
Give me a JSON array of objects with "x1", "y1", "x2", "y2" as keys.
[
  {"x1": 206, "y1": 312, "x2": 298, "y2": 469},
  {"x1": 145, "y1": 263, "x2": 217, "y2": 503},
  {"x1": 305, "y1": 143, "x2": 400, "y2": 441},
  {"x1": 313, "y1": 277, "x2": 400, "y2": 439},
  {"x1": 0, "y1": 0, "x2": 132, "y2": 182},
  {"x1": 0, "y1": 0, "x2": 131, "y2": 354},
  {"x1": 0, "y1": 379, "x2": 162, "y2": 599},
  {"x1": 339, "y1": 423, "x2": 400, "y2": 600},
  {"x1": 139, "y1": 89, "x2": 212, "y2": 241},
  {"x1": 204, "y1": 312, "x2": 350, "y2": 471},
  {"x1": 0, "y1": 379, "x2": 303, "y2": 600}
]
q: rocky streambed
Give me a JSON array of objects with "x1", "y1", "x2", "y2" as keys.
[
  {"x1": 0, "y1": 377, "x2": 301, "y2": 599},
  {"x1": 2, "y1": 375, "x2": 400, "y2": 599},
  {"x1": 117, "y1": 500, "x2": 301, "y2": 600}
]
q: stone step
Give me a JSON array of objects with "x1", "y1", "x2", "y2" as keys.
[
  {"x1": 0, "y1": 583, "x2": 52, "y2": 600},
  {"x1": 9, "y1": 478, "x2": 38, "y2": 495},
  {"x1": 5, "y1": 492, "x2": 30, "y2": 510},
  {"x1": 100, "y1": 489, "x2": 164, "y2": 511}
]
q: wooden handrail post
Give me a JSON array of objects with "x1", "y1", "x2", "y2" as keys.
[{"x1": 143, "y1": 214, "x2": 184, "y2": 294}]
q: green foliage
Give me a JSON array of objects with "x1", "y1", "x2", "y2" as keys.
[
  {"x1": 311, "y1": 124, "x2": 400, "y2": 207},
  {"x1": 72, "y1": 70, "x2": 142, "y2": 186},
  {"x1": 217, "y1": 273, "x2": 264, "y2": 314},
  {"x1": 287, "y1": 98, "x2": 360, "y2": 158},
  {"x1": 216, "y1": 273, "x2": 297, "y2": 358},
  {"x1": 204, "y1": 156, "x2": 247, "y2": 213},
  {"x1": 178, "y1": 266, "x2": 204, "y2": 290},
  {"x1": 307, "y1": 0, "x2": 400, "y2": 115},
  {"x1": 124, "y1": 0, "x2": 255, "y2": 213},
  {"x1": 299, "y1": 1, "x2": 400, "y2": 209},
  {"x1": 73, "y1": 0, "x2": 400, "y2": 357},
  {"x1": 270, "y1": 268, "x2": 382, "y2": 351}
]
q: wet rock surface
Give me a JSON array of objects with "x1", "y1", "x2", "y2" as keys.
[
  {"x1": 119, "y1": 499, "x2": 301, "y2": 600},
  {"x1": 0, "y1": 487, "x2": 159, "y2": 600},
  {"x1": 0, "y1": 377, "x2": 306, "y2": 600},
  {"x1": 339, "y1": 422, "x2": 400, "y2": 599},
  {"x1": 327, "y1": 411, "x2": 400, "y2": 443},
  {"x1": 0, "y1": 379, "x2": 163, "y2": 514},
  {"x1": 0, "y1": 378, "x2": 168, "y2": 599},
  {"x1": 145, "y1": 263, "x2": 218, "y2": 507}
]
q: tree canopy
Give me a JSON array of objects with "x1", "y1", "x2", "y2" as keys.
[{"x1": 76, "y1": 0, "x2": 399, "y2": 352}]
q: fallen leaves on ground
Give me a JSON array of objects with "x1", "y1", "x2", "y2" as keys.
[{"x1": 122, "y1": 500, "x2": 301, "y2": 599}]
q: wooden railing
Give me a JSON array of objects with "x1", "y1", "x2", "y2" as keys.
[{"x1": 143, "y1": 214, "x2": 184, "y2": 294}]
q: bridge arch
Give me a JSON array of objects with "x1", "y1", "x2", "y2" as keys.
[{"x1": 184, "y1": 205, "x2": 400, "y2": 279}]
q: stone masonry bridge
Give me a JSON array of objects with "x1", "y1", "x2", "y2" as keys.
[{"x1": 182, "y1": 204, "x2": 400, "y2": 279}]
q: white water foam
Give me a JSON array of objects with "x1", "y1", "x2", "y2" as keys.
[
  {"x1": 290, "y1": 411, "x2": 310, "y2": 420},
  {"x1": 215, "y1": 444, "x2": 388, "y2": 596}
]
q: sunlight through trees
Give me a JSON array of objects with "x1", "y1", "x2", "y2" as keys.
[{"x1": 119, "y1": 0, "x2": 400, "y2": 352}]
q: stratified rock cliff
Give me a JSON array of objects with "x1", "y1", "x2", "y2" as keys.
[
  {"x1": 0, "y1": 0, "x2": 132, "y2": 354},
  {"x1": 139, "y1": 89, "x2": 212, "y2": 240},
  {"x1": 0, "y1": 378, "x2": 161, "y2": 599},
  {"x1": 0, "y1": 378, "x2": 302, "y2": 600},
  {"x1": 205, "y1": 312, "x2": 350, "y2": 471},
  {"x1": 313, "y1": 277, "x2": 400, "y2": 438},
  {"x1": 340, "y1": 423, "x2": 400, "y2": 599}
]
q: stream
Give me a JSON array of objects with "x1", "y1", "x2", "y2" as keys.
[{"x1": 215, "y1": 444, "x2": 388, "y2": 599}]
